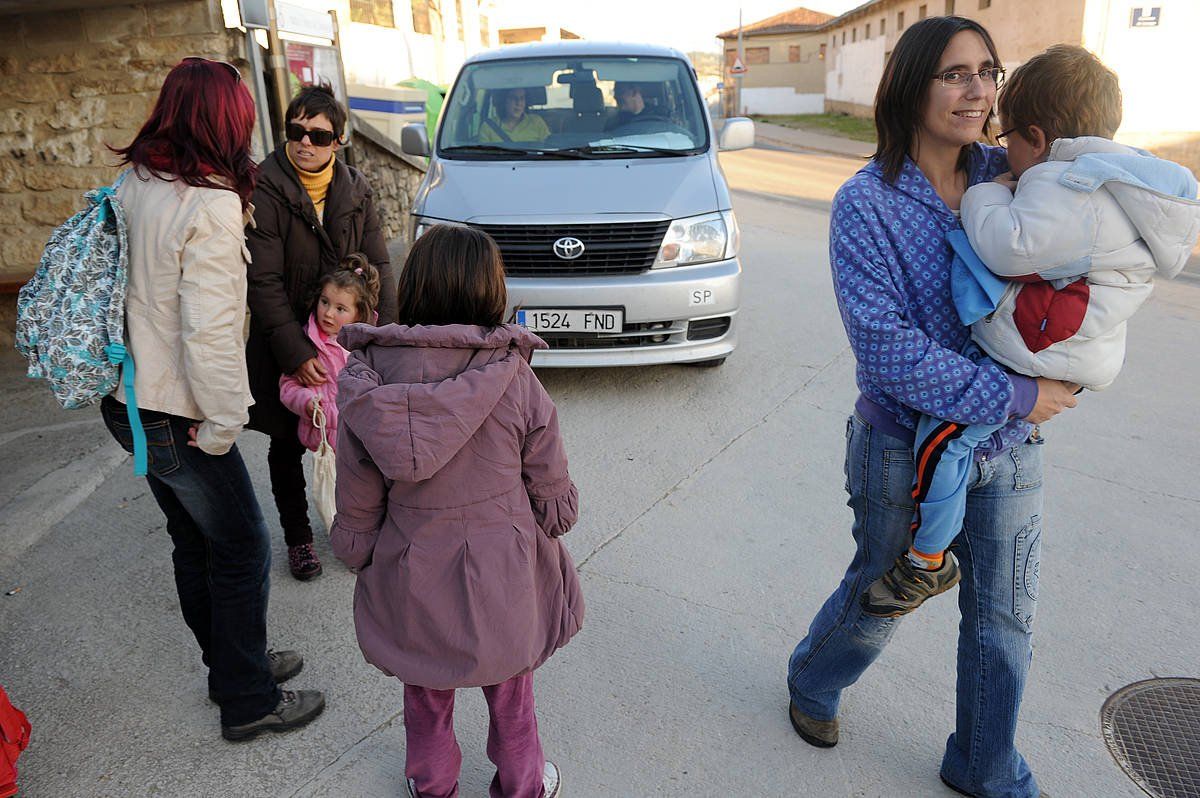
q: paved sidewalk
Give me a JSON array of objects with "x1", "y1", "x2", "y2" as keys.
[{"x1": 751, "y1": 120, "x2": 875, "y2": 160}]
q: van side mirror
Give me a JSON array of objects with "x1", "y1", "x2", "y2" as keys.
[
  {"x1": 718, "y1": 118, "x2": 755, "y2": 152},
  {"x1": 401, "y1": 123, "x2": 431, "y2": 157}
]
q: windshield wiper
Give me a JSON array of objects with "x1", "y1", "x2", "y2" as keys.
[
  {"x1": 440, "y1": 144, "x2": 589, "y2": 159},
  {"x1": 552, "y1": 144, "x2": 692, "y2": 157}
]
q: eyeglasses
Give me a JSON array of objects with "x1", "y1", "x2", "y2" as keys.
[
  {"x1": 996, "y1": 126, "x2": 1020, "y2": 142},
  {"x1": 181, "y1": 56, "x2": 242, "y2": 82},
  {"x1": 932, "y1": 67, "x2": 1006, "y2": 89},
  {"x1": 286, "y1": 122, "x2": 338, "y2": 148}
]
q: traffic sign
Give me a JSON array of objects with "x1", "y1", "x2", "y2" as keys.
[{"x1": 729, "y1": 56, "x2": 747, "y2": 75}]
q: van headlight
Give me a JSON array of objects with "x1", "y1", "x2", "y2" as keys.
[
  {"x1": 653, "y1": 210, "x2": 740, "y2": 268},
  {"x1": 412, "y1": 216, "x2": 464, "y2": 240}
]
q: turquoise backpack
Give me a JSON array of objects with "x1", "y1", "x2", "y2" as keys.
[{"x1": 15, "y1": 171, "x2": 148, "y2": 475}]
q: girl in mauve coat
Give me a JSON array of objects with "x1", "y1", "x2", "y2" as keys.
[{"x1": 331, "y1": 225, "x2": 581, "y2": 798}]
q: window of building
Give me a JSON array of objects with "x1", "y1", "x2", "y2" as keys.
[
  {"x1": 918, "y1": 5, "x2": 928, "y2": 20},
  {"x1": 842, "y1": 31, "x2": 846, "y2": 44},
  {"x1": 411, "y1": 0, "x2": 430, "y2": 33},
  {"x1": 979, "y1": 0, "x2": 991, "y2": 7},
  {"x1": 819, "y1": 42, "x2": 826, "y2": 60},
  {"x1": 788, "y1": 45, "x2": 800, "y2": 62},
  {"x1": 946, "y1": 0, "x2": 955, "y2": 13},
  {"x1": 351, "y1": 0, "x2": 395, "y2": 27},
  {"x1": 851, "y1": 27, "x2": 857, "y2": 42},
  {"x1": 745, "y1": 46, "x2": 770, "y2": 65},
  {"x1": 880, "y1": 17, "x2": 886, "y2": 35},
  {"x1": 454, "y1": 0, "x2": 464, "y2": 40},
  {"x1": 725, "y1": 48, "x2": 737, "y2": 65},
  {"x1": 897, "y1": 10, "x2": 905, "y2": 29}
]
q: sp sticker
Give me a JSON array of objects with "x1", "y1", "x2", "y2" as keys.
[{"x1": 690, "y1": 289, "x2": 715, "y2": 306}]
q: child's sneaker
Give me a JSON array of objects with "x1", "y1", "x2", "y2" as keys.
[
  {"x1": 862, "y1": 552, "x2": 961, "y2": 617},
  {"x1": 288, "y1": 544, "x2": 322, "y2": 581},
  {"x1": 543, "y1": 761, "x2": 562, "y2": 798}
]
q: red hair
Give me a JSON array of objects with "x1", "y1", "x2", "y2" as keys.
[{"x1": 112, "y1": 58, "x2": 258, "y2": 209}]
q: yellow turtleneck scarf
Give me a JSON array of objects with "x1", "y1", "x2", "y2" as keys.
[{"x1": 286, "y1": 147, "x2": 335, "y2": 222}]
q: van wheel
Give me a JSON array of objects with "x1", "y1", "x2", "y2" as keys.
[{"x1": 686, "y1": 357, "x2": 726, "y2": 368}]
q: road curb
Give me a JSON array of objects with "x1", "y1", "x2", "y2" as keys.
[{"x1": 0, "y1": 443, "x2": 128, "y2": 569}]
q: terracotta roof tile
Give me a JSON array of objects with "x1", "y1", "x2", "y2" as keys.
[{"x1": 717, "y1": 6, "x2": 835, "y2": 39}]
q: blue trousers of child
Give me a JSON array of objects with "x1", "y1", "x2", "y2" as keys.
[{"x1": 910, "y1": 414, "x2": 1006, "y2": 555}]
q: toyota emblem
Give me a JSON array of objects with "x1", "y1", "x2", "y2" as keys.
[{"x1": 552, "y1": 236, "x2": 585, "y2": 260}]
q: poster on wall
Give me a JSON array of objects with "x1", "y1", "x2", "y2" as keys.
[{"x1": 284, "y1": 42, "x2": 346, "y2": 105}]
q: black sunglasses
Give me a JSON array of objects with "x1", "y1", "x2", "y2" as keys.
[
  {"x1": 181, "y1": 56, "x2": 241, "y2": 81},
  {"x1": 286, "y1": 122, "x2": 338, "y2": 148}
]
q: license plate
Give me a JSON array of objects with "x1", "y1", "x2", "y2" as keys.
[{"x1": 515, "y1": 308, "x2": 623, "y2": 333}]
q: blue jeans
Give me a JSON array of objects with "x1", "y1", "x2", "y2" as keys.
[
  {"x1": 788, "y1": 413, "x2": 1044, "y2": 798},
  {"x1": 101, "y1": 396, "x2": 280, "y2": 726}
]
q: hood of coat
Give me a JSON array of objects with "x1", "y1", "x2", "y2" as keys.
[
  {"x1": 1052, "y1": 136, "x2": 1200, "y2": 277},
  {"x1": 336, "y1": 324, "x2": 547, "y2": 482}
]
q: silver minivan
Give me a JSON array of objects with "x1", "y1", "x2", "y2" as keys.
[{"x1": 400, "y1": 41, "x2": 754, "y2": 367}]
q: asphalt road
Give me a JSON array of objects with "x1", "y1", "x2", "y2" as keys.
[{"x1": 2, "y1": 146, "x2": 1197, "y2": 797}]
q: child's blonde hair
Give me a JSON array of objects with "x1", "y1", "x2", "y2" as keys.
[
  {"x1": 316, "y1": 252, "x2": 381, "y2": 323},
  {"x1": 998, "y1": 45, "x2": 1122, "y2": 144}
]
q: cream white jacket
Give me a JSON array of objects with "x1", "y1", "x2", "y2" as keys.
[
  {"x1": 114, "y1": 169, "x2": 254, "y2": 455},
  {"x1": 962, "y1": 137, "x2": 1200, "y2": 390}
]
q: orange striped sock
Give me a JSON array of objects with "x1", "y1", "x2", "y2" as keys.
[{"x1": 907, "y1": 547, "x2": 944, "y2": 571}]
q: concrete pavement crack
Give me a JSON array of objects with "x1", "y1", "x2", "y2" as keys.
[
  {"x1": 583, "y1": 568, "x2": 793, "y2": 638},
  {"x1": 577, "y1": 345, "x2": 852, "y2": 570},
  {"x1": 1052, "y1": 464, "x2": 1200, "y2": 505},
  {"x1": 287, "y1": 708, "x2": 405, "y2": 798}
]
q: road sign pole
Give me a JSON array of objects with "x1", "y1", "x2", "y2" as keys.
[{"x1": 736, "y1": 8, "x2": 743, "y2": 116}]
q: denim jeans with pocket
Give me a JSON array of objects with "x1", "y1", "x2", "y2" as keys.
[
  {"x1": 787, "y1": 412, "x2": 1044, "y2": 798},
  {"x1": 101, "y1": 396, "x2": 280, "y2": 726}
]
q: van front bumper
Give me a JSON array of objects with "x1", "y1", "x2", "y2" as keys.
[{"x1": 505, "y1": 256, "x2": 741, "y2": 367}]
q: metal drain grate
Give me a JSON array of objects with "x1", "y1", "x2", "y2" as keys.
[{"x1": 1101, "y1": 678, "x2": 1200, "y2": 798}]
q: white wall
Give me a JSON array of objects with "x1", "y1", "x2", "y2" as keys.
[
  {"x1": 1083, "y1": 0, "x2": 1199, "y2": 137},
  {"x1": 742, "y1": 88, "x2": 824, "y2": 115},
  {"x1": 824, "y1": 36, "x2": 887, "y2": 109}
]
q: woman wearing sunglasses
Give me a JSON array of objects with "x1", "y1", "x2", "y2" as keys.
[
  {"x1": 101, "y1": 57, "x2": 325, "y2": 741},
  {"x1": 244, "y1": 83, "x2": 397, "y2": 581}
]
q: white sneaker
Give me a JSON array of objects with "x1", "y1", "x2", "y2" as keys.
[
  {"x1": 543, "y1": 760, "x2": 561, "y2": 798},
  {"x1": 405, "y1": 777, "x2": 418, "y2": 798}
]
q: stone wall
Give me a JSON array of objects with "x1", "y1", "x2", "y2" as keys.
[
  {"x1": 347, "y1": 112, "x2": 427, "y2": 262},
  {"x1": 0, "y1": 0, "x2": 239, "y2": 290}
]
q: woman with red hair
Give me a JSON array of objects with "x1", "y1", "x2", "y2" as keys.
[{"x1": 99, "y1": 57, "x2": 325, "y2": 741}]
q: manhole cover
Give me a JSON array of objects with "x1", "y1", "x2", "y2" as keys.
[{"x1": 1101, "y1": 678, "x2": 1200, "y2": 798}]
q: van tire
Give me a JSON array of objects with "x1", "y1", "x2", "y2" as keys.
[{"x1": 686, "y1": 357, "x2": 726, "y2": 368}]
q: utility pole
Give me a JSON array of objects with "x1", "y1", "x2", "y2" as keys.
[
  {"x1": 265, "y1": 0, "x2": 293, "y2": 144},
  {"x1": 736, "y1": 8, "x2": 744, "y2": 117}
]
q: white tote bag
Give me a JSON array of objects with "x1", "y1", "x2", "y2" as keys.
[{"x1": 310, "y1": 398, "x2": 338, "y2": 531}]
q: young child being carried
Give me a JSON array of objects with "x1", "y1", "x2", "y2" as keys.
[
  {"x1": 277, "y1": 253, "x2": 380, "y2": 579},
  {"x1": 864, "y1": 45, "x2": 1200, "y2": 617},
  {"x1": 330, "y1": 224, "x2": 581, "y2": 798}
]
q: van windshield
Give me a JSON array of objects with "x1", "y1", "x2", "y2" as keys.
[{"x1": 438, "y1": 56, "x2": 709, "y2": 159}]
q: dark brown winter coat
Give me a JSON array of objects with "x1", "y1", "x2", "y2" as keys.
[{"x1": 244, "y1": 145, "x2": 397, "y2": 438}]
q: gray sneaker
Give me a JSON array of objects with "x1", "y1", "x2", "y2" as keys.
[
  {"x1": 789, "y1": 701, "x2": 839, "y2": 748},
  {"x1": 221, "y1": 689, "x2": 325, "y2": 741},
  {"x1": 862, "y1": 553, "x2": 961, "y2": 617},
  {"x1": 543, "y1": 760, "x2": 562, "y2": 798},
  {"x1": 209, "y1": 649, "x2": 303, "y2": 702}
]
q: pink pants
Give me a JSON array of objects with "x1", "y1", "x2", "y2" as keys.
[{"x1": 403, "y1": 672, "x2": 545, "y2": 798}]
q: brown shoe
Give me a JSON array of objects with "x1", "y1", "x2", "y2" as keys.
[
  {"x1": 862, "y1": 552, "x2": 961, "y2": 617},
  {"x1": 789, "y1": 701, "x2": 838, "y2": 748}
]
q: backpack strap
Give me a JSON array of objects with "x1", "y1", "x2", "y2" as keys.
[{"x1": 104, "y1": 345, "x2": 147, "y2": 476}]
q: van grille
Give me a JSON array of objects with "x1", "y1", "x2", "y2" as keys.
[{"x1": 474, "y1": 221, "x2": 670, "y2": 277}]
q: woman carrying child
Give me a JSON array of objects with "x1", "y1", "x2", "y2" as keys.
[
  {"x1": 783, "y1": 17, "x2": 1078, "y2": 798},
  {"x1": 331, "y1": 225, "x2": 582, "y2": 798}
]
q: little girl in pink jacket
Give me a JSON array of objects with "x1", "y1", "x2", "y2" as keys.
[{"x1": 278, "y1": 254, "x2": 380, "y2": 454}]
